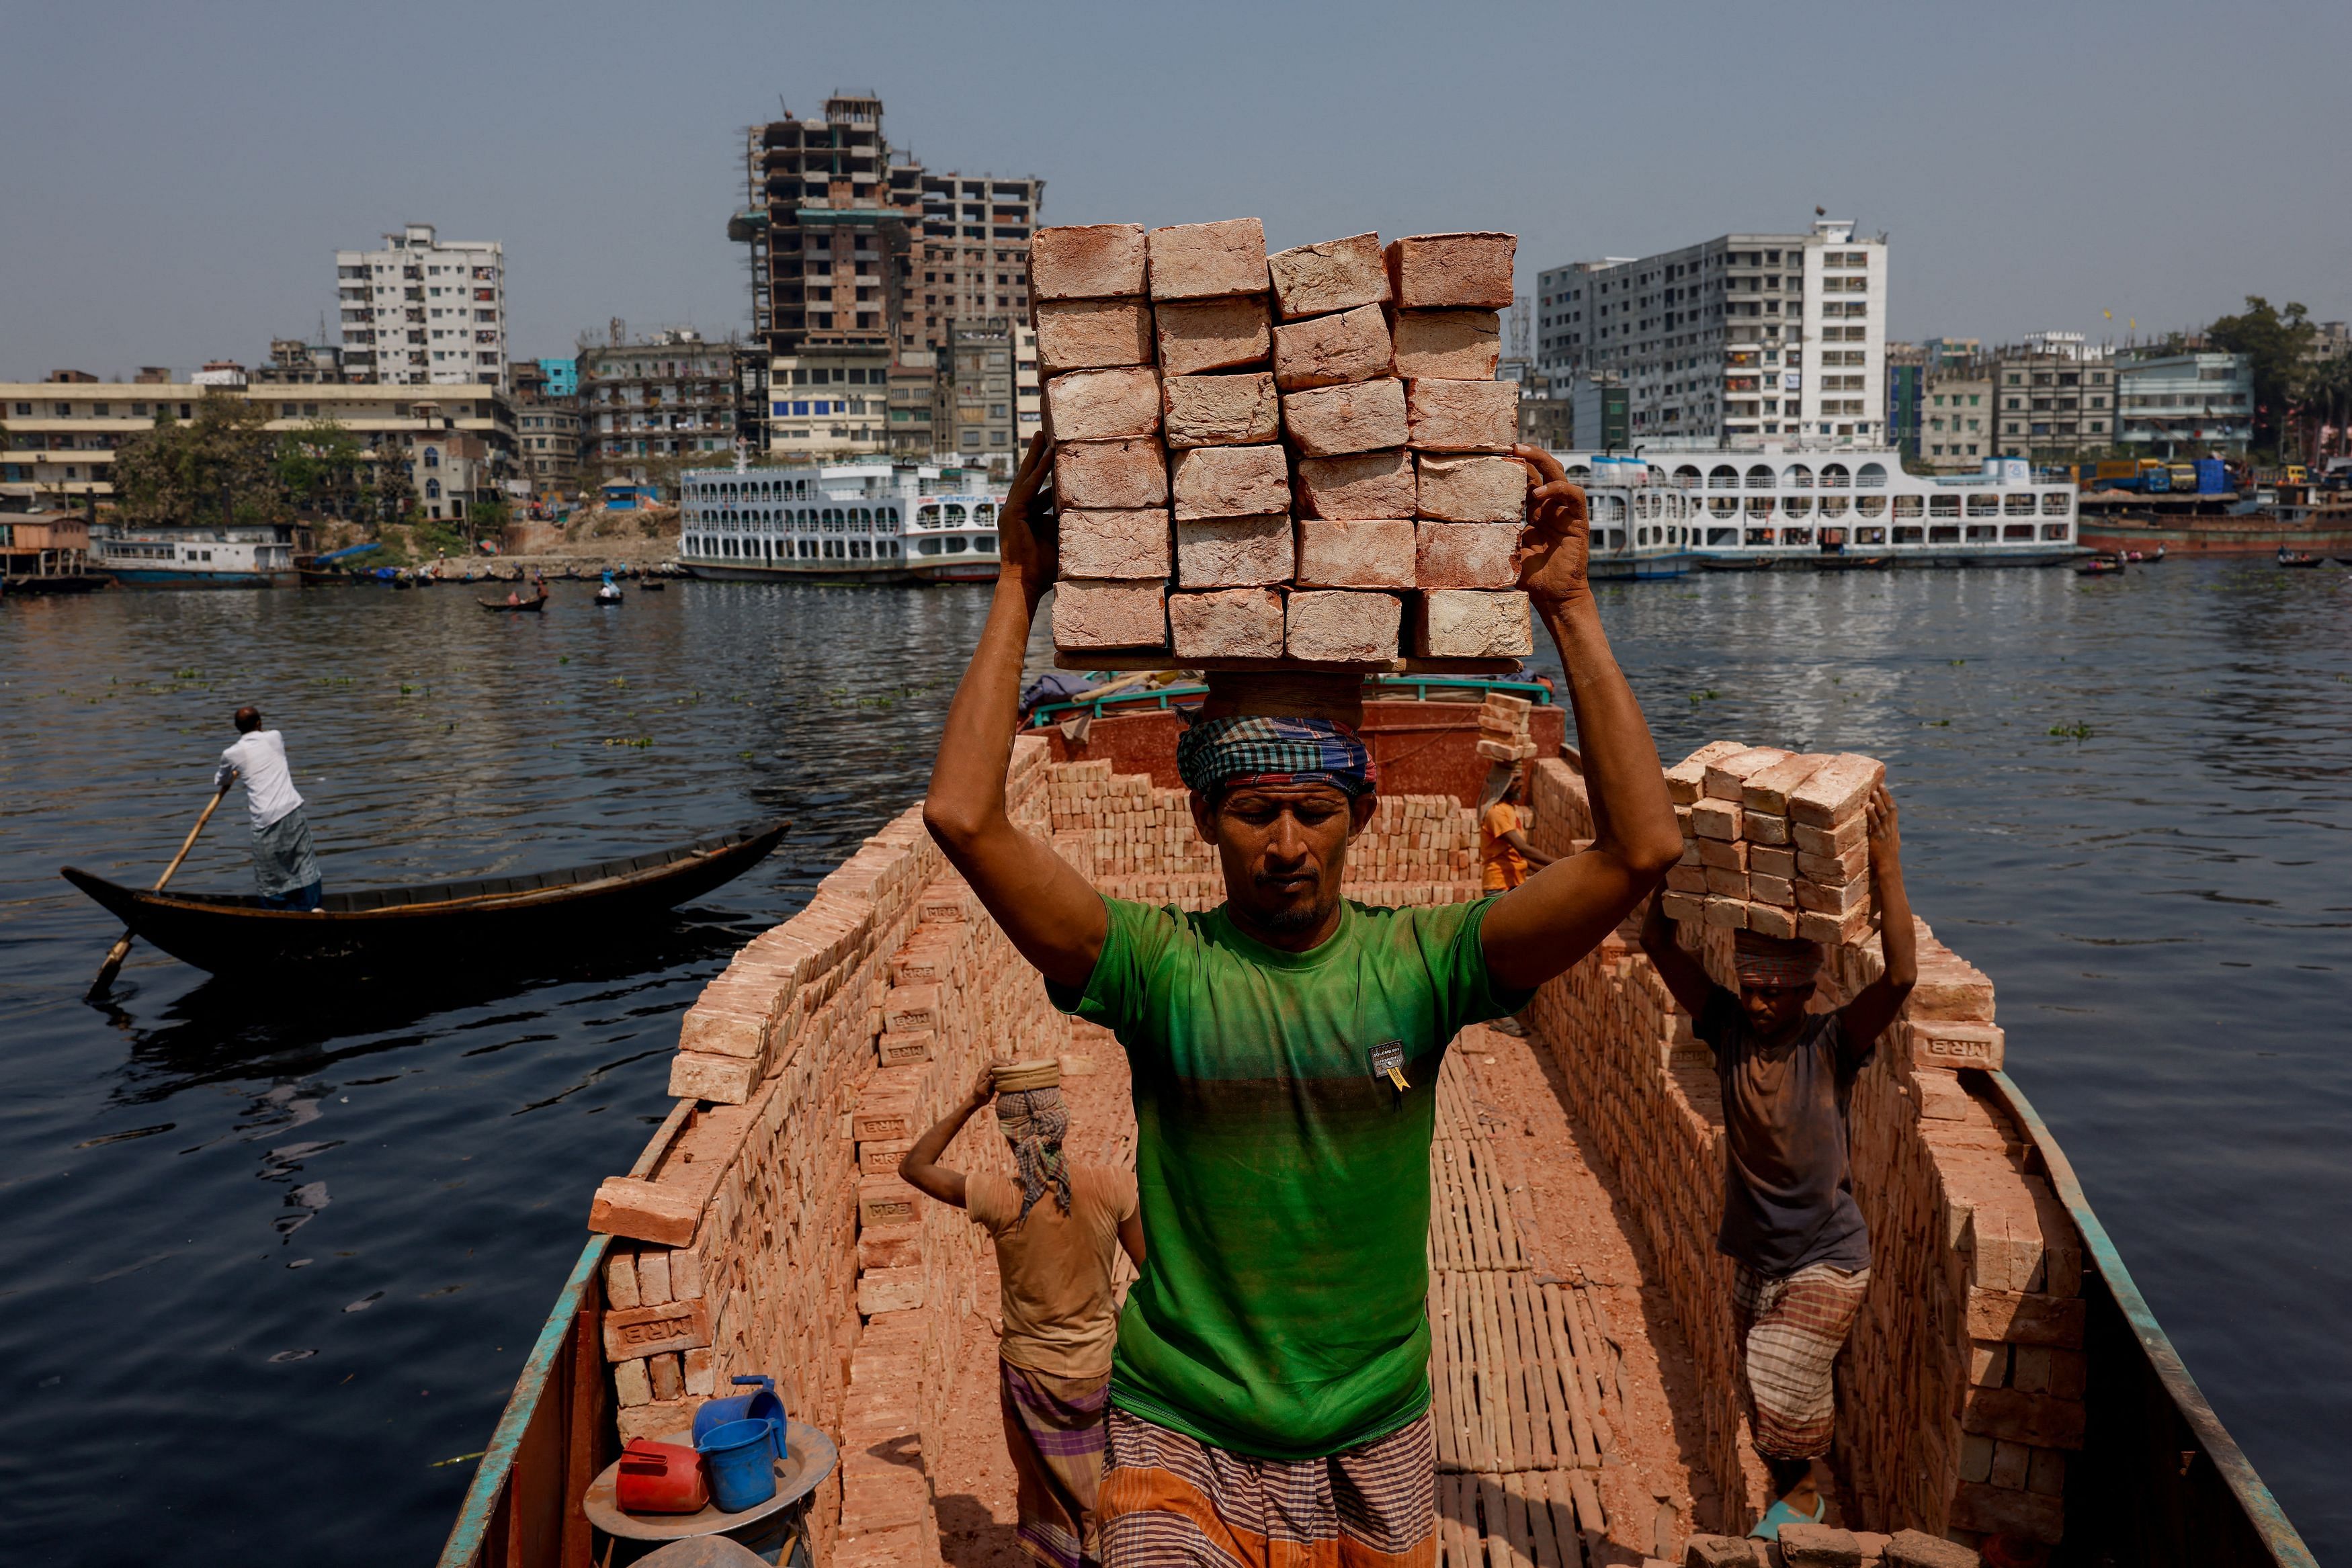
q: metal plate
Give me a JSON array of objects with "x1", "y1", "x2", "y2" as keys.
[{"x1": 583, "y1": 1418, "x2": 839, "y2": 1542}]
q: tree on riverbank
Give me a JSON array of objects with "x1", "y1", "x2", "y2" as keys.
[
  {"x1": 2206, "y1": 296, "x2": 2315, "y2": 459},
  {"x1": 110, "y1": 394, "x2": 292, "y2": 527}
]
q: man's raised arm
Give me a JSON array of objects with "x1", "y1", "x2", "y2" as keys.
[
  {"x1": 922, "y1": 435, "x2": 1107, "y2": 990},
  {"x1": 1480, "y1": 445, "x2": 1684, "y2": 992}
]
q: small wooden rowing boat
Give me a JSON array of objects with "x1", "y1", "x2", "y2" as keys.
[
  {"x1": 60, "y1": 821, "x2": 787, "y2": 975},
  {"x1": 481, "y1": 596, "x2": 548, "y2": 613},
  {"x1": 2076, "y1": 555, "x2": 2126, "y2": 576},
  {"x1": 2276, "y1": 551, "x2": 2320, "y2": 568}
]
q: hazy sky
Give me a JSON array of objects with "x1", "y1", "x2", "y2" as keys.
[{"x1": 7, "y1": 0, "x2": 2346, "y2": 380}]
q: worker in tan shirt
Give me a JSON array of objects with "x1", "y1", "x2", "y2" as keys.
[{"x1": 903, "y1": 1063, "x2": 1143, "y2": 1568}]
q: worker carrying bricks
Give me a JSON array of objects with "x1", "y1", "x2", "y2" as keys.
[
  {"x1": 900, "y1": 1059, "x2": 1146, "y2": 1568},
  {"x1": 1637, "y1": 786, "x2": 1917, "y2": 1541},
  {"x1": 924, "y1": 433, "x2": 1681, "y2": 1566}
]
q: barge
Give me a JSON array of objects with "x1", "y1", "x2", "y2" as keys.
[
  {"x1": 439, "y1": 683, "x2": 2312, "y2": 1568},
  {"x1": 2077, "y1": 484, "x2": 2352, "y2": 558}
]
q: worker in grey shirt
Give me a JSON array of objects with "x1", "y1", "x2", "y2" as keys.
[{"x1": 215, "y1": 706, "x2": 323, "y2": 910}]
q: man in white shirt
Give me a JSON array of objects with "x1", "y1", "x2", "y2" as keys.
[{"x1": 215, "y1": 707, "x2": 323, "y2": 910}]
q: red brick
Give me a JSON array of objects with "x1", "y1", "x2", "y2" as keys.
[
  {"x1": 1961, "y1": 1386, "x2": 2085, "y2": 1450},
  {"x1": 1282, "y1": 379, "x2": 1408, "y2": 457},
  {"x1": 1966, "y1": 1289, "x2": 2085, "y2": 1348},
  {"x1": 1797, "y1": 842, "x2": 1870, "y2": 883},
  {"x1": 1702, "y1": 746, "x2": 1791, "y2": 799},
  {"x1": 666, "y1": 1051, "x2": 759, "y2": 1105},
  {"x1": 1286, "y1": 590, "x2": 1402, "y2": 662},
  {"x1": 857, "y1": 1221, "x2": 925, "y2": 1270},
  {"x1": 1415, "y1": 520, "x2": 1520, "y2": 589},
  {"x1": 1055, "y1": 438, "x2": 1169, "y2": 511},
  {"x1": 602, "y1": 1299, "x2": 711, "y2": 1360},
  {"x1": 1295, "y1": 518, "x2": 1415, "y2": 589},
  {"x1": 1406, "y1": 379, "x2": 1519, "y2": 452},
  {"x1": 1747, "y1": 813, "x2": 1791, "y2": 847},
  {"x1": 1163, "y1": 373, "x2": 1279, "y2": 447},
  {"x1": 855, "y1": 1175, "x2": 921, "y2": 1228},
  {"x1": 856, "y1": 1266, "x2": 924, "y2": 1315},
  {"x1": 1175, "y1": 515, "x2": 1292, "y2": 587},
  {"x1": 1058, "y1": 509, "x2": 1171, "y2": 580},
  {"x1": 1691, "y1": 799, "x2": 1742, "y2": 840},
  {"x1": 1046, "y1": 366, "x2": 1161, "y2": 441},
  {"x1": 1748, "y1": 901, "x2": 1800, "y2": 940},
  {"x1": 589, "y1": 1176, "x2": 702, "y2": 1247},
  {"x1": 1749, "y1": 872, "x2": 1795, "y2": 907},
  {"x1": 1786, "y1": 752, "x2": 1884, "y2": 826},
  {"x1": 1884, "y1": 1528, "x2": 1980, "y2": 1568},
  {"x1": 1910, "y1": 1020, "x2": 2005, "y2": 1072},
  {"x1": 1392, "y1": 310, "x2": 1501, "y2": 380},
  {"x1": 1794, "y1": 875, "x2": 1868, "y2": 916},
  {"x1": 1051, "y1": 578, "x2": 1167, "y2": 650},
  {"x1": 1414, "y1": 589, "x2": 1532, "y2": 657},
  {"x1": 1948, "y1": 1479, "x2": 2064, "y2": 1544},
  {"x1": 1034, "y1": 298, "x2": 1153, "y2": 376},
  {"x1": 1148, "y1": 217, "x2": 1268, "y2": 301},
  {"x1": 1295, "y1": 449, "x2": 1416, "y2": 519},
  {"x1": 1704, "y1": 895, "x2": 1751, "y2": 930},
  {"x1": 1267, "y1": 232, "x2": 1389, "y2": 318},
  {"x1": 1155, "y1": 296, "x2": 1272, "y2": 376},
  {"x1": 1169, "y1": 588, "x2": 1284, "y2": 659},
  {"x1": 1384, "y1": 232, "x2": 1516, "y2": 310},
  {"x1": 1740, "y1": 753, "x2": 1830, "y2": 814},
  {"x1": 1273, "y1": 304, "x2": 1394, "y2": 390},
  {"x1": 1791, "y1": 816, "x2": 1867, "y2": 857},
  {"x1": 1415, "y1": 453, "x2": 1525, "y2": 522},
  {"x1": 1171, "y1": 444, "x2": 1290, "y2": 521},
  {"x1": 1030, "y1": 223, "x2": 1148, "y2": 300},
  {"x1": 1798, "y1": 906, "x2": 1871, "y2": 945}
]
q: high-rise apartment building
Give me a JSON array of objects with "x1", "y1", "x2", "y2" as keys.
[
  {"x1": 1991, "y1": 334, "x2": 2117, "y2": 462},
  {"x1": 732, "y1": 93, "x2": 1040, "y2": 455},
  {"x1": 1535, "y1": 218, "x2": 1886, "y2": 448},
  {"x1": 577, "y1": 329, "x2": 746, "y2": 487},
  {"x1": 335, "y1": 224, "x2": 508, "y2": 389}
]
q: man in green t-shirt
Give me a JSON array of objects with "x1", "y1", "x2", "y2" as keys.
[{"x1": 925, "y1": 435, "x2": 1681, "y2": 1567}]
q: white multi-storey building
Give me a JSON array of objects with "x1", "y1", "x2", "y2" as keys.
[
  {"x1": 335, "y1": 223, "x2": 508, "y2": 390},
  {"x1": 1534, "y1": 218, "x2": 1886, "y2": 448}
]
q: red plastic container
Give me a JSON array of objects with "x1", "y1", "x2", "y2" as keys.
[{"x1": 615, "y1": 1438, "x2": 709, "y2": 1515}]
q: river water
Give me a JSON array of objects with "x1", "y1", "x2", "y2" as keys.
[{"x1": 1, "y1": 564, "x2": 2345, "y2": 1562}]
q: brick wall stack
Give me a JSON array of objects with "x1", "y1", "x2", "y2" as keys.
[
  {"x1": 1037, "y1": 220, "x2": 1533, "y2": 666},
  {"x1": 1523, "y1": 753, "x2": 2085, "y2": 1551},
  {"x1": 1659, "y1": 742, "x2": 1886, "y2": 947}
]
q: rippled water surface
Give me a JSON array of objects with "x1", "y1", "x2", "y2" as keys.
[{"x1": 2, "y1": 564, "x2": 2346, "y2": 1562}]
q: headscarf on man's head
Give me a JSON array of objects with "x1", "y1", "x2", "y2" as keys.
[
  {"x1": 1477, "y1": 761, "x2": 1521, "y2": 816},
  {"x1": 1733, "y1": 928, "x2": 1824, "y2": 988},
  {"x1": 1174, "y1": 714, "x2": 1378, "y2": 801},
  {"x1": 995, "y1": 1085, "x2": 1073, "y2": 1221}
]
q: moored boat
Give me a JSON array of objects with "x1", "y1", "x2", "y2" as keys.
[
  {"x1": 480, "y1": 595, "x2": 548, "y2": 612},
  {"x1": 93, "y1": 521, "x2": 301, "y2": 587}
]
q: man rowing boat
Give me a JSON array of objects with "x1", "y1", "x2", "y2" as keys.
[
  {"x1": 923, "y1": 434, "x2": 1681, "y2": 1565},
  {"x1": 214, "y1": 707, "x2": 323, "y2": 910}
]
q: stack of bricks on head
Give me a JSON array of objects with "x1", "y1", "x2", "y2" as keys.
[
  {"x1": 1036, "y1": 220, "x2": 1534, "y2": 666},
  {"x1": 1661, "y1": 742, "x2": 1884, "y2": 946}
]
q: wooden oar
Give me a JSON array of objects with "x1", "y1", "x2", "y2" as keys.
[{"x1": 87, "y1": 784, "x2": 230, "y2": 999}]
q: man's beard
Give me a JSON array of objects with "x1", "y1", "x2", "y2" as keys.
[{"x1": 1254, "y1": 882, "x2": 1337, "y2": 934}]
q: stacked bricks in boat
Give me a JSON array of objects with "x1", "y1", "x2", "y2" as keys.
[
  {"x1": 1039, "y1": 219, "x2": 1532, "y2": 667},
  {"x1": 1475, "y1": 689, "x2": 1538, "y2": 765},
  {"x1": 1522, "y1": 752, "x2": 2081, "y2": 1550},
  {"x1": 1656, "y1": 742, "x2": 1885, "y2": 946}
]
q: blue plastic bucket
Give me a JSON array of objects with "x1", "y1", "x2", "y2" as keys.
[
  {"x1": 693, "y1": 1373, "x2": 788, "y2": 1463},
  {"x1": 696, "y1": 1418, "x2": 778, "y2": 1514}
]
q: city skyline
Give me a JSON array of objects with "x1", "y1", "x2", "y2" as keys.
[{"x1": 5, "y1": 0, "x2": 2347, "y2": 382}]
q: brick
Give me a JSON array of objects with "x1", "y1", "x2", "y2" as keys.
[
  {"x1": 1704, "y1": 866, "x2": 1749, "y2": 898},
  {"x1": 1058, "y1": 509, "x2": 1171, "y2": 580},
  {"x1": 1797, "y1": 842, "x2": 1870, "y2": 883},
  {"x1": 1171, "y1": 444, "x2": 1290, "y2": 520},
  {"x1": 1911, "y1": 1020, "x2": 2005, "y2": 1072},
  {"x1": 1683, "y1": 1539, "x2": 1765, "y2": 1567},
  {"x1": 2028, "y1": 1446, "x2": 2068, "y2": 1496},
  {"x1": 636, "y1": 1250, "x2": 671, "y2": 1306},
  {"x1": 856, "y1": 1174, "x2": 920, "y2": 1228},
  {"x1": 1959, "y1": 1434, "x2": 1994, "y2": 1484},
  {"x1": 1702, "y1": 747, "x2": 1790, "y2": 800},
  {"x1": 682, "y1": 1346, "x2": 715, "y2": 1398},
  {"x1": 1157, "y1": 296, "x2": 1272, "y2": 375},
  {"x1": 1703, "y1": 895, "x2": 1750, "y2": 930},
  {"x1": 1295, "y1": 518, "x2": 1415, "y2": 588},
  {"x1": 1148, "y1": 217, "x2": 1267, "y2": 301},
  {"x1": 1392, "y1": 310, "x2": 1502, "y2": 380},
  {"x1": 1747, "y1": 900, "x2": 1800, "y2": 939},
  {"x1": 1169, "y1": 588, "x2": 1285, "y2": 659},
  {"x1": 1268, "y1": 231, "x2": 1389, "y2": 318},
  {"x1": 1787, "y1": 752, "x2": 1885, "y2": 827},
  {"x1": 1273, "y1": 304, "x2": 1394, "y2": 389},
  {"x1": 1742, "y1": 752, "x2": 1831, "y2": 815},
  {"x1": 1046, "y1": 367, "x2": 1161, "y2": 441},
  {"x1": 602, "y1": 1299, "x2": 711, "y2": 1360},
  {"x1": 615, "y1": 1400, "x2": 698, "y2": 1445},
  {"x1": 1030, "y1": 223, "x2": 1148, "y2": 300},
  {"x1": 676, "y1": 1002, "x2": 768, "y2": 1060},
  {"x1": 1286, "y1": 590, "x2": 1402, "y2": 662},
  {"x1": 1414, "y1": 589, "x2": 1532, "y2": 657},
  {"x1": 1749, "y1": 873, "x2": 1794, "y2": 906},
  {"x1": 1961, "y1": 1386, "x2": 2087, "y2": 1450},
  {"x1": 1163, "y1": 373, "x2": 1279, "y2": 447},
  {"x1": 1665, "y1": 865, "x2": 1710, "y2": 894},
  {"x1": 648, "y1": 1352, "x2": 683, "y2": 1401},
  {"x1": 880, "y1": 985, "x2": 940, "y2": 1035},
  {"x1": 833, "y1": 1524, "x2": 932, "y2": 1568},
  {"x1": 1967, "y1": 1288, "x2": 2085, "y2": 1348},
  {"x1": 1749, "y1": 844, "x2": 1796, "y2": 878},
  {"x1": 1747, "y1": 811, "x2": 1790, "y2": 846},
  {"x1": 1665, "y1": 740, "x2": 1749, "y2": 804},
  {"x1": 1034, "y1": 298, "x2": 1153, "y2": 376},
  {"x1": 1415, "y1": 521, "x2": 1520, "y2": 589},
  {"x1": 1989, "y1": 1438, "x2": 2030, "y2": 1489},
  {"x1": 1052, "y1": 579, "x2": 1165, "y2": 650},
  {"x1": 1406, "y1": 379, "x2": 1519, "y2": 453},
  {"x1": 1384, "y1": 232, "x2": 1516, "y2": 309},
  {"x1": 1282, "y1": 378, "x2": 1407, "y2": 458},
  {"x1": 1792, "y1": 816, "x2": 1867, "y2": 857},
  {"x1": 1948, "y1": 1479, "x2": 2064, "y2": 1544},
  {"x1": 1659, "y1": 890, "x2": 1704, "y2": 923},
  {"x1": 1055, "y1": 438, "x2": 1168, "y2": 511},
  {"x1": 1690, "y1": 799, "x2": 1742, "y2": 840},
  {"x1": 666, "y1": 1050, "x2": 760, "y2": 1104},
  {"x1": 1797, "y1": 906, "x2": 1871, "y2": 945},
  {"x1": 1416, "y1": 453, "x2": 1525, "y2": 522},
  {"x1": 856, "y1": 1266, "x2": 925, "y2": 1316},
  {"x1": 857, "y1": 1221, "x2": 925, "y2": 1271},
  {"x1": 613, "y1": 1357, "x2": 651, "y2": 1406},
  {"x1": 1794, "y1": 875, "x2": 1869, "y2": 916},
  {"x1": 1776, "y1": 1523, "x2": 1861, "y2": 1567},
  {"x1": 603, "y1": 1251, "x2": 641, "y2": 1311},
  {"x1": 589, "y1": 1176, "x2": 703, "y2": 1247},
  {"x1": 1296, "y1": 449, "x2": 1416, "y2": 519},
  {"x1": 1176, "y1": 515, "x2": 1292, "y2": 587},
  {"x1": 856, "y1": 1137, "x2": 914, "y2": 1176},
  {"x1": 1909, "y1": 954, "x2": 1997, "y2": 1023},
  {"x1": 1884, "y1": 1530, "x2": 1980, "y2": 1568}
]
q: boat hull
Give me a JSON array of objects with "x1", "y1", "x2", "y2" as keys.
[
  {"x1": 681, "y1": 562, "x2": 935, "y2": 586},
  {"x1": 1588, "y1": 550, "x2": 1693, "y2": 580},
  {"x1": 61, "y1": 822, "x2": 786, "y2": 974},
  {"x1": 101, "y1": 568, "x2": 298, "y2": 589},
  {"x1": 1694, "y1": 548, "x2": 2083, "y2": 570},
  {"x1": 2078, "y1": 515, "x2": 2352, "y2": 556}
]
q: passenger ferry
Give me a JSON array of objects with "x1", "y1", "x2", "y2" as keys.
[
  {"x1": 1552, "y1": 449, "x2": 2086, "y2": 570},
  {"x1": 92, "y1": 523, "x2": 300, "y2": 587},
  {"x1": 676, "y1": 458, "x2": 1006, "y2": 586}
]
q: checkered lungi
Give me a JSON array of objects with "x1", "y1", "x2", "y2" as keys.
[
  {"x1": 1731, "y1": 1261, "x2": 1871, "y2": 1459},
  {"x1": 251, "y1": 807, "x2": 322, "y2": 903},
  {"x1": 1003, "y1": 1360, "x2": 1113, "y2": 1568},
  {"x1": 1098, "y1": 1405, "x2": 1435, "y2": 1567}
]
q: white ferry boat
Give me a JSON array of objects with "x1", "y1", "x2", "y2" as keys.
[
  {"x1": 1552, "y1": 449, "x2": 2085, "y2": 570},
  {"x1": 93, "y1": 523, "x2": 300, "y2": 588},
  {"x1": 677, "y1": 459, "x2": 1006, "y2": 585}
]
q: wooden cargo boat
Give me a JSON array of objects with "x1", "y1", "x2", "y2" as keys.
[
  {"x1": 60, "y1": 821, "x2": 786, "y2": 975},
  {"x1": 437, "y1": 691, "x2": 2312, "y2": 1568}
]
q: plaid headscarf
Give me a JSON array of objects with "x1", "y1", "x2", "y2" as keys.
[
  {"x1": 1174, "y1": 714, "x2": 1379, "y2": 800},
  {"x1": 995, "y1": 1086, "x2": 1072, "y2": 1221},
  {"x1": 1734, "y1": 928, "x2": 1824, "y2": 988}
]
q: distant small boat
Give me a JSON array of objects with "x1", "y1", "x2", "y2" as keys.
[
  {"x1": 595, "y1": 582, "x2": 624, "y2": 603},
  {"x1": 2076, "y1": 555, "x2": 2126, "y2": 576},
  {"x1": 479, "y1": 596, "x2": 547, "y2": 613},
  {"x1": 2277, "y1": 550, "x2": 2321, "y2": 568},
  {"x1": 640, "y1": 579, "x2": 667, "y2": 593}
]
